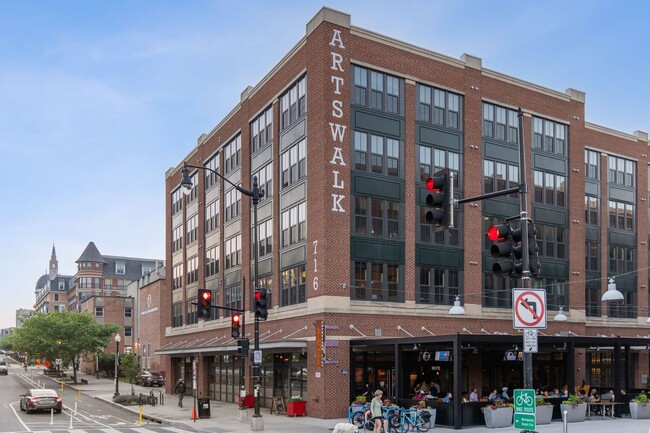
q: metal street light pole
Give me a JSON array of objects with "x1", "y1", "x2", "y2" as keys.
[
  {"x1": 181, "y1": 162, "x2": 264, "y2": 430},
  {"x1": 114, "y1": 333, "x2": 121, "y2": 397}
]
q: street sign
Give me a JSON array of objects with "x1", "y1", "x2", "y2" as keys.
[
  {"x1": 513, "y1": 288, "x2": 547, "y2": 329},
  {"x1": 253, "y1": 350, "x2": 262, "y2": 364},
  {"x1": 514, "y1": 389, "x2": 536, "y2": 430},
  {"x1": 523, "y1": 329, "x2": 538, "y2": 353}
]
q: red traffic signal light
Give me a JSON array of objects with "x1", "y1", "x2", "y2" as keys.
[
  {"x1": 231, "y1": 313, "x2": 241, "y2": 338},
  {"x1": 255, "y1": 288, "x2": 268, "y2": 321},
  {"x1": 197, "y1": 288, "x2": 212, "y2": 319},
  {"x1": 424, "y1": 168, "x2": 451, "y2": 230},
  {"x1": 488, "y1": 224, "x2": 510, "y2": 241}
]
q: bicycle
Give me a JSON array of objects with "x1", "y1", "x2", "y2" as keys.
[
  {"x1": 515, "y1": 393, "x2": 532, "y2": 407},
  {"x1": 399, "y1": 408, "x2": 431, "y2": 433}
]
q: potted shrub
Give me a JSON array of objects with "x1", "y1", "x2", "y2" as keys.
[
  {"x1": 560, "y1": 394, "x2": 586, "y2": 422},
  {"x1": 483, "y1": 400, "x2": 513, "y2": 428},
  {"x1": 535, "y1": 398, "x2": 553, "y2": 425},
  {"x1": 629, "y1": 392, "x2": 650, "y2": 419},
  {"x1": 286, "y1": 396, "x2": 306, "y2": 417}
]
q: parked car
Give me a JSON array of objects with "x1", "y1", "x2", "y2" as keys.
[
  {"x1": 20, "y1": 389, "x2": 62, "y2": 413},
  {"x1": 135, "y1": 371, "x2": 166, "y2": 387},
  {"x1": 0, "y1": 364, "x2": 7, "y2": 375}
]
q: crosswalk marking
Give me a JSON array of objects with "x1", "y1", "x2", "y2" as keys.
[{"x1": 160, "y1": 428, "x2": 193, "y2": 433}]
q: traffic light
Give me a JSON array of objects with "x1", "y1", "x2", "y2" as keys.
[
  {"x1": 197, "y1": 288, "x2": 211, "y2": 319},
  {"x1": 231, "y1": 313, "x2": 241, "y2": 338},
  {"x1": 528, "y1": 223, "x2": 541, "y2": 276},
  {"x1": 424, "y1": 168, "x2": 451, "y2": 231},
  {"x1": 488, "y1": 223, "x2": 523, "y2": 276},
  {"x1": 237, "y1": 338, "x2": 250, "y2": 355},
  {"x1": 255, "y1": 289, "x2": 268, "y2": 321}
]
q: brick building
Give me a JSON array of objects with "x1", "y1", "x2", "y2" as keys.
[{"x1": 161, "y1": 7, "x2": 650, "y2": 423}]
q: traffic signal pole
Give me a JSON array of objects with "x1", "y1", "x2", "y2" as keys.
[{"x1": 516, "y1": 108, "x2": 534, "y2": 393}]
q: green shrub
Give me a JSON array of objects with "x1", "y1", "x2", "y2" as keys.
[
  {"x1": 535, "y1": 397, "x2": 551, "y2": 406},
  {"x1": 634, "y1": 393, "x2": 649, "y2": 403}
]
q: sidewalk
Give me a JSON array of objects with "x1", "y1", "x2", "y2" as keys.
[{"x1": 38, "y1": 368, "x2": 650, "y2": 433}]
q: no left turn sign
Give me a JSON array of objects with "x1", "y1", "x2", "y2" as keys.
[{"x1": 513, "y1": 288, "x2": 547, "y2": 329}]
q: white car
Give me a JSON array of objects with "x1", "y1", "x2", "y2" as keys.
[{"x1": 0, "y1": 364, "x2": 7, "y2": 375}]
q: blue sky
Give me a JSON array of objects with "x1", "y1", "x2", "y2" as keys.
[{"x1": 1, "y1": 0, "x2": 649, "y2": 329}]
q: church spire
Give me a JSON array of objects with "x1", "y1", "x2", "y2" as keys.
[{"x1": 49, "y1": 243, "x2": 58, "y2": 278}]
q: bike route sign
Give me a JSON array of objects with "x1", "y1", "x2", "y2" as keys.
[{"x1": 514, "y1": 388, "x2": 536, "y2": 430}]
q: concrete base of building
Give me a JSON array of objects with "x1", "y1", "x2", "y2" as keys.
[{"x1": 250, "y1": 414, "x2": 264, "y2": 431}]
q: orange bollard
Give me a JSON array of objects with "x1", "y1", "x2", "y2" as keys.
[{"x1": 191, "y1": 406, "x2": 198, "y2": 420}]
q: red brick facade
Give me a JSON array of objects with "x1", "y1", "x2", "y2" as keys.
[{"x1": 163, "y1": 8, "x2": 650, "y2": 418}]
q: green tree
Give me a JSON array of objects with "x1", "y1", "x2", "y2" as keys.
[
  {"x1": 9, "y1": 311, "x2": 119, "y2": 383},
  {"x1": 120, "y1": 352, "x2": 140, "y2": 394}
]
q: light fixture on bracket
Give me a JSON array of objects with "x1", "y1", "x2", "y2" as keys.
[
  {"x1": 449, "y1": 295, "x2": 465, "y2": 315},
  {"x1": 554, "y1": 306, "x2": 568, "y2": 322},
  {"x1": 601, "y1": 277, "x2": 624, "y2": 302}
]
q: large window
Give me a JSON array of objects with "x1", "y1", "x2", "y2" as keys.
[
  {"x1": 536, "y1": 224, "x2": 566, "y2": 259},
  {"x1": 483, "y1": 272, "x2": 517, "y2": 308},
  {"x1": 184, "y1": 172, "x2": 198, "y2": 205},
  {"x1": 186, "y1": 298, "x2": 197, "y2": 325},
  {"x1": 281, "y1": 265, "x2": 306, "y2": 307},
  {"x1": 280, "y1": 76, "x2": 306, "y2": 131},
  {"x1": 354, "y1": 197, "x2": 399, "y2": 239},
  {"x1": 225, "y1": 235, "x2": 242, "y2": 270},
  {"x1": 172, "y1": 188, "x2": 183, "y2": 215},
  {"x1": 585, "y1": 196, "x2": 599, "y2": 225},
  {"x1": 484, "y1": 160, "x2": 519, "y2": 198},
  {"x1": 608, "y1": 200, "x2": 635, "y2": 231},
  {"x1": 418, "y1": 268, "x2": 460, "y2": 305},
  {"x1": 186, "y1": 214, "x2": 198, "y2": 245},
  {"x1": 585, "y1": 241, "x2": 599, "y2": 271},
  {"x1": 585, "y1": 149, "x2": 599, "y2": 180},
  {"x1": 353, "y1": 66, "x2": 402, "y2": 115},
  {"x1": 585, "y1": 282, "x2": 601, "y2": 317},
  {"x1": 532, "y1": 117, "x2": 567, "y2": 155},
  {"x1": 205, "y1": 199, "x2": 220, "y2": 233},
  {"x1": 225, "y1": 187, "x2": 242, "y2": 222},
  {"x1": 533, "y1": 171, "x2": 566, "y2": 206},
  {"x1": 608, "y1": 155, "x2": 635, "y2": 187},
  {"x1": 534, "y1": 278, "x2": 567, "y2": 311},
  {"x1": 483, "y1": 103, "x2": 517, "y2": 142},
  {"x1": 172, "y1": 264, "x2": 183, "y2": 290},
  {"x1": 205, "y1": 152, "x2": 220, "y2": 191},
  {"x1": 205, "y1": 245, "x2": 220, "y2": 278},
  {"x1": 251, "y1": 106, "x2": 273, "y2": 153},
  {"x1": 418, "y1": 85, "x2": 462, "y2": 130},
  {"x1": 352, "y1": 261, "x2": 401, "y2": 303},
  {"x1": 186, "y1": 256, "x2": 198, "y2": 285},
  {"x1": 609, "y1": 245, "x2": 634, "y2": 274},
  {"x1": 255, "y1": 219, "x2": 273, "y2": 258},
  {"x1": 354, "y1": 131, "x2": 401, "y2": 177},
  {"x1": 281, "y1": 202, "x2": 306, "y2": 247},
  {"x1": 225, "y1": 285, "x2": 241, "y2": 311},
  {"x1": 254, "y1": 163, "x2": 273, "y2": 200},
  {"x1": 281, "y1": 139, "x2": 306, "y2": 188},
  {"x1": 172, "y1": 302, "x2": 183, "y2": 327},
  {"x1": 418, "y1": 145, "x2": 460, "y2": 187},
  {"x1": 224, "y1": 134, "x2": 242, "y2": 174}
]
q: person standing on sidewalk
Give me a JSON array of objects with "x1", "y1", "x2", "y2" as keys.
[{"x1": 175, "y1": 379, "x2": 186, "y2": 407}]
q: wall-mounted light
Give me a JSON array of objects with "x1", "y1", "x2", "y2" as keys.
[
  {"x1": 572, "y1": 168, "x2": 580, "y2": 172},
  {"x1": 572, "y1": 220, "x2": 580, "y2": 224},
  {"x1": 572, "y1": 271, "x2": 580, "y2": 276}
]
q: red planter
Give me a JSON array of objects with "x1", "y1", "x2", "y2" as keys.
[
  {"x1": 286, "y1": 400, "x2": 306, "y2": 417},
  {"x1": 238, "y1": 395, "x2": 255, "y2": 408}
]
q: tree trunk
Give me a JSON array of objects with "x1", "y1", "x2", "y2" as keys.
[{"x1": 72, "y1": 357, "x2": 79, "y2": 384}]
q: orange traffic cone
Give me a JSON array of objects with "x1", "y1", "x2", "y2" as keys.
[{"x1": 191, "y1": 406, "x2": 198, "y2": 421}]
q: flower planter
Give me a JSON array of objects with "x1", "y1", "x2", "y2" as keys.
[
  {"x1": 483, "y1": 407, "x2": 513, "y2": 428},
  {"x1": 420, "y1": 408, "x2": 437, "y2": 426},
  {"x1": 535, "y1": 404, "x2": 554, "y2": 425},
  {"x1": 629, "y1": 402, "x2": 650, "y2": 419},
  {"x1": 560, "y1": 403, "x2": 586, "y2": 422},
  {"x1": 286, "y1": 400, "x2": 306, "y2": 417}
]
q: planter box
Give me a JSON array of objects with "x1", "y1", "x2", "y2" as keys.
[
  {"x1": 535, "y1": 404, "x2": 553, "y2": 425},
  {"x1": 421, "y1": 408, "x2": 436, "y2": 426},
  {"x1": 629, "y1": 402, "x2": 650, "y2": 419},
  {"x1": 560, "y1": 403, "x2": 586, "y2": 422},
  {"x1": 286, "y1": 400, "x2": 306, "y2": 417},
  {"x1": 483, "y1": 407, "x2": 513, "y2": 428}
]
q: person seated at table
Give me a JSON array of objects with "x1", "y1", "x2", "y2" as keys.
[
  {"x1": 414, "y1": 381, "x2": 430, "y2": 395},
  {"x1": 488, "y1": 389, "x2": 499, "y2": 402},
  {"x1": 501, "y1": 387, "x2": 510, "y2": 402},
  {"x1": 579, "y1": 389, "x2": 589, "y2": 403},
  {"x1": 469, "y1": 388, "x2": 479, "y2": 402},
  {"x1": 542, "y1": 390, "x2": 550, "y2": 398},
  {"x1": 552, "y1": 388, "x2": 560, "y2": 397},
  {"x1": 442, "y1": 392, "x2": 453, "y2": 403},
  {"x1": 589, "y1": 388, "x2": 601, "y2": 415}
]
